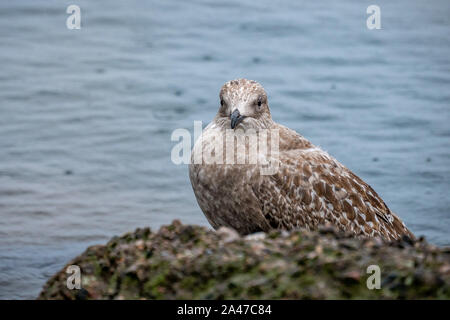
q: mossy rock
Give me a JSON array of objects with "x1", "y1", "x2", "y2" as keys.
[{"x1": 38, "y1": 220, "x2": 450, "y2": 299}]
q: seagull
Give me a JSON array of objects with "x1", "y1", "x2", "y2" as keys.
[{"x1": 189, "y1": 79, "x2": 414, "y2": 241}]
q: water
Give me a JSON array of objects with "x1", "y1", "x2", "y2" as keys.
[{"x1": 0, "y1": 0, "x2": 449, "y2": 299}]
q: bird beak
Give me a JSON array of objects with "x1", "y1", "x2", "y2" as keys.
[{"x1": 230, "y1": 109, "x2": 245, "y2": 129}]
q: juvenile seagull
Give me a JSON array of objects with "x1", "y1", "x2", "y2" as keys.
[{"x1": 189, "y1": 79, "x2": 414, "y2": 240}]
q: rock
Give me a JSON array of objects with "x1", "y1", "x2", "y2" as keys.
[
  {"x1": 38, "y1": 220, "x2": 450, "y2": 300},
  {"x1": 217, "y1": 227, "x2": 240, "y2": 244}
]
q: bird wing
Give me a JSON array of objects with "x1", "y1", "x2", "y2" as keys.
[{"x1": 252, "y1": 124, "x2": 414, "y2": 240}]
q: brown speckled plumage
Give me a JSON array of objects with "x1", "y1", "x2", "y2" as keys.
[{"x1": 189, "y1": 79, "x2": 414, "y2": 241}]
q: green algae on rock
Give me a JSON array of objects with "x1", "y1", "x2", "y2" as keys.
[{"x1": 38, "y1": 220, "x2": 450, "y2": 299}]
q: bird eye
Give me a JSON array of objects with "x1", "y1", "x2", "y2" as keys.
[
  {"x1": 220, "y1": 99, "x2": 225, "y2": 106},
  {"x1": 257, "y1": 98, "x2": 262, "y2": 107}
]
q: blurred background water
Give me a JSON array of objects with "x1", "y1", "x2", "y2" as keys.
[{"x1": 0, "y1": 0, "x2": 449, "y2": 299}]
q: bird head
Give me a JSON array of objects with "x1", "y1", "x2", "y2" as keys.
[{"x1": 217, "y1": 79, "x2": 272, "y2": 130}]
